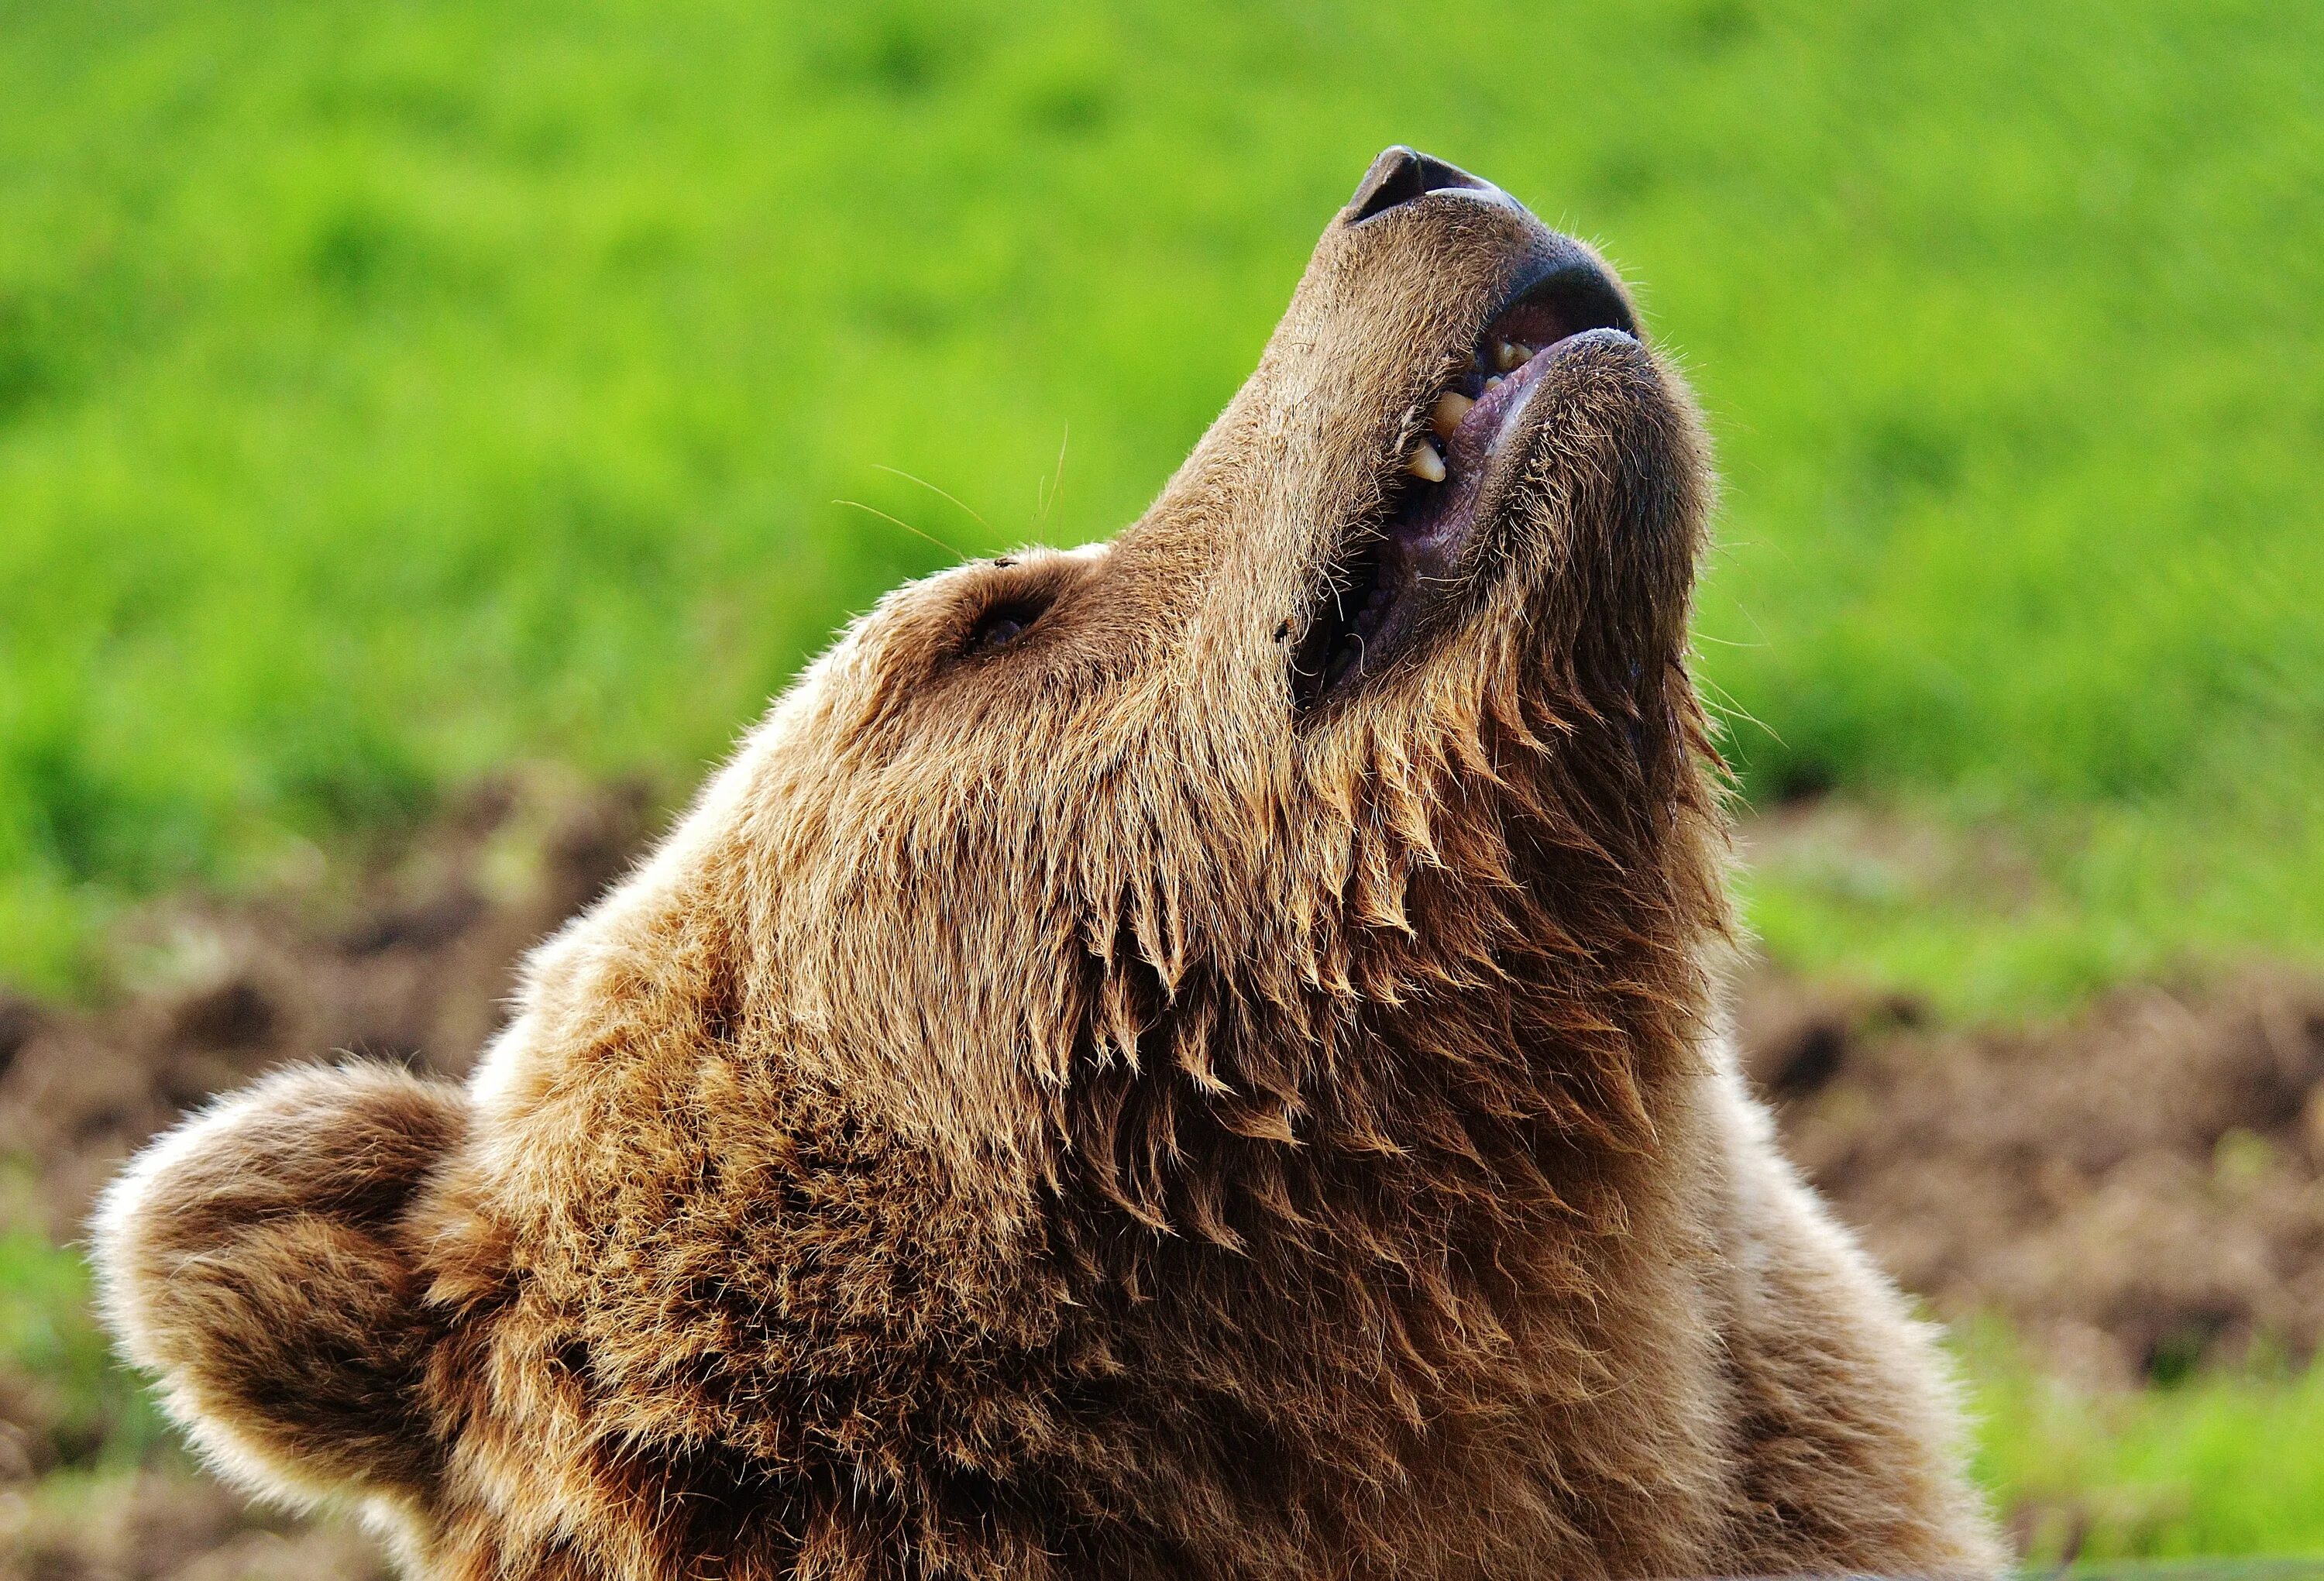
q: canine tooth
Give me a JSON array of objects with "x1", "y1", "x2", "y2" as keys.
[
  {"x1": 1430, "y1": 390, "x2": 1473, "y2": 437},
  {"x1": 1406, "y1": 438, "x2": 1446, "y2": 483},
  {"x1": 1494, "y1": 339, "x2": 1532, "y2": 371}
]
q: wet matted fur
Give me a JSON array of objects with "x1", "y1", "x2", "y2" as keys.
[{"x1": 95, "y1": 150, "x2": 2003, "y2": 1579}]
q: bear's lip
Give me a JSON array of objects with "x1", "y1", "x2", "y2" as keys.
[{"x1": 1289, "y1": 258, "x2": 1639, "y2": 713}]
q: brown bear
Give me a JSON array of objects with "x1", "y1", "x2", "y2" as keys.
[{"x1": 93, "y1": 148, "x2": 2002, "y2": 1579}]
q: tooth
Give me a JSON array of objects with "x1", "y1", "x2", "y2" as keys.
[
  {"x1": 1494, "y1": 339, "x2": 1533, "y2": 371},
  {"x1": 1430, "y1": 390, "x2": 1473, "y2": 438},
  {"x1": 1406, "y1": 438, "x2": 1446, "y2": 483},
  {"x1": 1486, "y1": 374, "x2": 1504, "y2": 391}
]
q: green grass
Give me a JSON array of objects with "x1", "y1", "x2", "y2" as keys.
[
  {"x1": 0, "y1": 0, "x2": 2318, "y2": 1005},
  {"x1": 0, "y1": 1231, "x2": 166, "y2": 1470},
  {"x1": 1741, "y1": 783, "x2": 2324, "y2": 1017},
  {"x1": 1963, "y1": 1326, "x2": 2324, "y2": 1563}
]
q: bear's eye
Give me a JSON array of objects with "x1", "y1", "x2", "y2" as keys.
[{"x1": 964, "y1": 600, "x2": 1043, "y2": 656}]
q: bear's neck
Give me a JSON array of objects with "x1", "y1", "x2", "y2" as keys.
[{"x1": 1048, "y1": 689, "x2": 1733, "y2": 1486}]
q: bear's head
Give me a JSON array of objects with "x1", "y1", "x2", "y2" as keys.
[
  {"x1": 521, "y1": 146, "x2": 1724, "y2": 1214},
  {"x1": 101, "y1": 149, "x2": 1731, "y2": 1575}
]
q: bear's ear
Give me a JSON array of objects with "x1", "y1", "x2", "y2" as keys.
[{"x1": 92, "y1": 1061, "x2": 466, "y2": 1510}]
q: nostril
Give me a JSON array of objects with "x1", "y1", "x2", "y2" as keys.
[{"x1": 1343, "y1": 146, "x2": 1490, "y2": 225}]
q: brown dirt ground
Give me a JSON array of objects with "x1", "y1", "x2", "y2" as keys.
[
  {"x1": 2, "y1": 776, "x2": 651, "y2": 1581},
  {"x1": 4, "y1": 785, "x2": 2320, "y2": 1576},
  {"x1": 1737, "y1": 966, "x2": 2324, "y2": 1390}
]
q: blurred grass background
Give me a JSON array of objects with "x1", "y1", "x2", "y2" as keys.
[
  {"x1": 2, "y1": 0, "x2": 2317, "y2": 1012},
  {"x1": 2, "y1": 0, "x2": 2320, "y2": 1562}
]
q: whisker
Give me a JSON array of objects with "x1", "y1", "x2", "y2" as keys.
[
  {"x1": 833, "y1": 499, "x2": 968, "y2": 563},
  {"x1": 871, "y1": 465, "x2": 991, "y2": 532},
  {"x1": 1037, "y1": 422, "x2": 1070, "y2": 524}
]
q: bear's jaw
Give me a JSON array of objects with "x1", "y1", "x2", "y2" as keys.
[{"x1": 1288, "y1": 245, "x2": 1641, "y2": 713}]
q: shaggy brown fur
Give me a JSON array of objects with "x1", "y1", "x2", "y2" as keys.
[{"x1": 95, "y1": 150, "x2": 2001, "y2": 1579}]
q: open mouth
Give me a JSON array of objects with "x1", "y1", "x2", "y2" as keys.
[{"x1": 1290, "y1": 258, "x2": 1638, "y2": 712}]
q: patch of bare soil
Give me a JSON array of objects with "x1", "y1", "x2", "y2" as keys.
[
  {"x1": 1738, "y1": 968, "x2": 2324, "y2": 1389},
  {"x1": 0, "y1": 777, "x2": 652, "y2": 1244},
  {"x1": 1, "y1": 775, "x2": 652, "y2": 1581},
  {"x1": 0, "y1": 1473, "x2": 389, "y2": 1581},
  {"x1": 3, "y1": 782, "x2": 2322, "y2": 1576}
]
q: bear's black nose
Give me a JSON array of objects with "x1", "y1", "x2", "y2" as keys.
[{"x1": 1343, "y1": 146, "x2": 1491, "y2": 224}]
